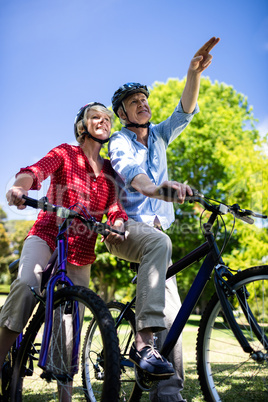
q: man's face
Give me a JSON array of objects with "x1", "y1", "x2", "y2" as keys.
[{"x1": 123, "y1": 92, "x2": 152, "y2": 124}]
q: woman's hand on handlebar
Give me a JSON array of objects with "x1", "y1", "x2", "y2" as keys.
[
  {"x1": 6, "y1": 186, "x2": 28, "y2": 210},
  {"x1": 157, "y1": 182, "x2": 193, "y2": 204},
  {"x1": 101, "y1": 218, "x2": 125, "y2": 245}
]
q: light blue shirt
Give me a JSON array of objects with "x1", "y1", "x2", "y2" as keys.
[{"x1": 108, "y1": 101, "x2": 199, "y2": 230}]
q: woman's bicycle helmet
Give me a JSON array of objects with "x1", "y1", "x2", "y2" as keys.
[
  {"x1": 111, "y1": 83, "x2": 149, "y2": 117},
  {"x1": 74, "y1": 102, "x2": 110, "y2": 144}
]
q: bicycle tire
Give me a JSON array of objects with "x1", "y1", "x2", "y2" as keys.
[
  {"x1": 10, "y1": 286, "x2": 120, "y2": 401},
  {"x1": 82, "y1": 300, "x2": 143, "y2": 401},
  {"x1": 196, "y1": 265, "x2": 268, "y2": 402},
  {"x1": 0, "y1": 305, "x2": 18, "y2": 400}
]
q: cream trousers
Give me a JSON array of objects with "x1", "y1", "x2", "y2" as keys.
[{"x1": 105, "y1": 218, "x2": 184, "y2": 401}]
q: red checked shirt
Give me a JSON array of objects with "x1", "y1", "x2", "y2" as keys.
[{"x1": 17, "y1": 143, "x2": 128, "y2": 266}]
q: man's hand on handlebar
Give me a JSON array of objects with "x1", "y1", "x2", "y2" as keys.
[{"x1": 157, "y1": 182, "x2": 193, "y2": 204}]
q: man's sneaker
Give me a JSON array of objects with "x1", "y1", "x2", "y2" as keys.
[{"x1": 129, "y1": 342, "x2": 175, "y2": 378}]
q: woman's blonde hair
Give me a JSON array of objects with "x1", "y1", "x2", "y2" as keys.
[{"x1": 76, "y1": 104, "x2": 114, "y2": 144}]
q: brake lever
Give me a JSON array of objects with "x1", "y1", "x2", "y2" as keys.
[
  {"x1": 230, "y1": 204, "x2": 255, "y2": 224},
  {"x1": 187, "y1": 188, "x2": 204, "y2": 203},
  {"x1": 242, "y1": 209, "x2": 267, "y2": 219}
]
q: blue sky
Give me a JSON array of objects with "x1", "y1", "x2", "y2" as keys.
[{"x1": 1, "y1": 0, "x2": 268, "y2": 220}]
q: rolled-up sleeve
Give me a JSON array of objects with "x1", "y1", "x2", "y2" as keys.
[
  {"x1": 157, "y1": 100, "x2": 199, "y2": 146},
  {"x1": 16, "y1": 147, "x2": 63, "y2": 190}
]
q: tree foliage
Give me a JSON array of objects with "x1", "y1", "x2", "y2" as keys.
[
  {"x1": 0, "y1": 219, "x2": 35, "y2": 284},
  {"x1": 9, "y1": 220, "x2": 35, "y2": 255},
  {"x1": 0, "y1": 206, "x2": 10, "y2": 280},
  {"x1": 0, "y1": 206, "x2": 7, "y2": 222},
  {"x1": 0, "y1": 223, "x2": 10, "y2": 279}
]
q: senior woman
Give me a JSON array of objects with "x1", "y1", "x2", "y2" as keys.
[{"x1": 0, "y1": 102, "x2": 128, "y2": 400}]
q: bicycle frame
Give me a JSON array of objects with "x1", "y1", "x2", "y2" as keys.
[
  {"x1": 161, "y1": 217, "x2": 268, "y2": 357},
  {"x1": 161, "y1": 228, "x2": 222, "y2": 356},
  {"x1": 116, "y1": 208, "x2": 268, "y2": 362},
  {"x1": 38, "y1": 223, "x2": 81, "y2": 377}
]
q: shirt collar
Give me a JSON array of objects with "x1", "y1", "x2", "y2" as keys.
[{"x1": 120, "y1": 124, "x2": 154, "y2": 141}]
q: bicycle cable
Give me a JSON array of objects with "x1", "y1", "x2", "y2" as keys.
[{"x1": 198, "y1": 195, "x2": 237, "y2": 262}]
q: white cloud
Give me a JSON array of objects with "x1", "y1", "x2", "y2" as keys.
[
  {"x1": 257, "y1": 117, "x2": 268, "y2": 138},
  {"x1": 257, "y1": 117, "x2": 268, "y2": 155}
]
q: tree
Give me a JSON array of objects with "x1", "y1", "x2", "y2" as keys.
[
  {"x1": 101, "y1": 77, "x2": 268, "y2": 305},
  {"x1": 0, "y1": 219, "x2": 35, "y2": 284},
  {"x1": 0, "y1": 206, "x2": 7, "y2": 222},
  {"x1": 0, "y1": 206, "x2": 10, "y2": 281},
  {"x1": 0, "y1": 223, "x2": 10, "y2": 280},
  {"x1": 9, "y1": 220, "x2": 35, "y2": 255}
]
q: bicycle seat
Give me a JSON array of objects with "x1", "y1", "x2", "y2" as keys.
[
  {"x1": 130, "y1": 262, "x2": 139, "y2": 272},
  {"x1": 9, "y1": 259, "x2": 20, "y2": 274}
]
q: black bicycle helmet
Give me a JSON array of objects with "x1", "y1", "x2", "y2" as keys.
[
  {"x1": 74, "y1": 102, "x2": 110, "y2": 144},
  {"x1": 111, "y1": 83, "x2": 149, "y2": 117}
]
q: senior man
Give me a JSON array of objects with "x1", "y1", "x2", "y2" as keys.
[{"x1": 106, "y1": 37, "x2": 220, "y2": 402}]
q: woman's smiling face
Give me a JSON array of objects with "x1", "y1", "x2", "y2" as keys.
[{"x1": 86, "y1": 109, "x2": 112, "y2": 140}]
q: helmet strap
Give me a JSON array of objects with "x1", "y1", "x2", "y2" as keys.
[
  {"x1": 125, "y1": 122, "x2": 150, "y2": 129},
  {"x1": 87, "y1": 132, "x2": 110, "y2": 144}
]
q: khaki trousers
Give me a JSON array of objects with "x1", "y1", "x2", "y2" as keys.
[
  {"x1": 105, "y1": 218, "x2": 184, "y2": 401},
  {"x1": 0, "y1": 236, "x2": 91, "y2": 334}
]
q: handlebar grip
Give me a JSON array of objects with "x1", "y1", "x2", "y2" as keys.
[
  {"x1": 22, "y1": 195, "x2": 40, "y2": 209},
  {"x1": 159, "y1": 187, "x2": 202, "y2": 202},
  {"x1": 236, "y1": 215, "x2": 254, "y2": 225},
  {"x1": 158, "y1": 187, "x2": 177, "y2": 199},
  {"x1": 97, "y1": 222, "x2": 125, "y2": 236},
  {"x1": 22, "y1": 195, "x2": 56, "y2": 212}
]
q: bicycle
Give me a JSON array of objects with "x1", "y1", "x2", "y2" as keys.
[
  {"x1": 82, "y1": 189, "x2": 268, "y2": 401},
  {"x1": 1, "y1": 195, "x2": 123, "y2": 401}
]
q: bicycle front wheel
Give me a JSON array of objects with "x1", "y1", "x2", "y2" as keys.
[
  {"x1": 11, "y1": 286, "x2": 120, "y2": 401},
  {"x1": 197, "y1": 265, "x2": 268, "y2": 402},
  {"x1": 82, "y1": 301, "x2": 143, "y2": 401}
]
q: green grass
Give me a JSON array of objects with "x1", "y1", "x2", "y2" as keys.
[
  {"x1": 1, "y1": 290, "x2": 267, "y2": 401},
  {"x1": 0, "y1": 294, "x2": 8, "y2": 304},
  {"x1": 0, "y1": 284, "x2": 10, "y2": 294},
  {"x1": 136, "y1": 314, "x2": 204, "y2": 402},
  {"x1": 182, "y1": 315, "x2": 205, "y2": 402},
  {"x1": 1, "y1": 293, "x2": 204, "y2": 400}
]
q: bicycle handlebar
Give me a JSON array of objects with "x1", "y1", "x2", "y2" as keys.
[
  {"x1": 22, "y1": 187, "x2": 267, "y2": 234},
  {"x1": 159, "y1": 188, "x2": 267, "y2": 225},
  {"x1": 22, "y1": 195, "x2": 125, "y2": 236}
]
